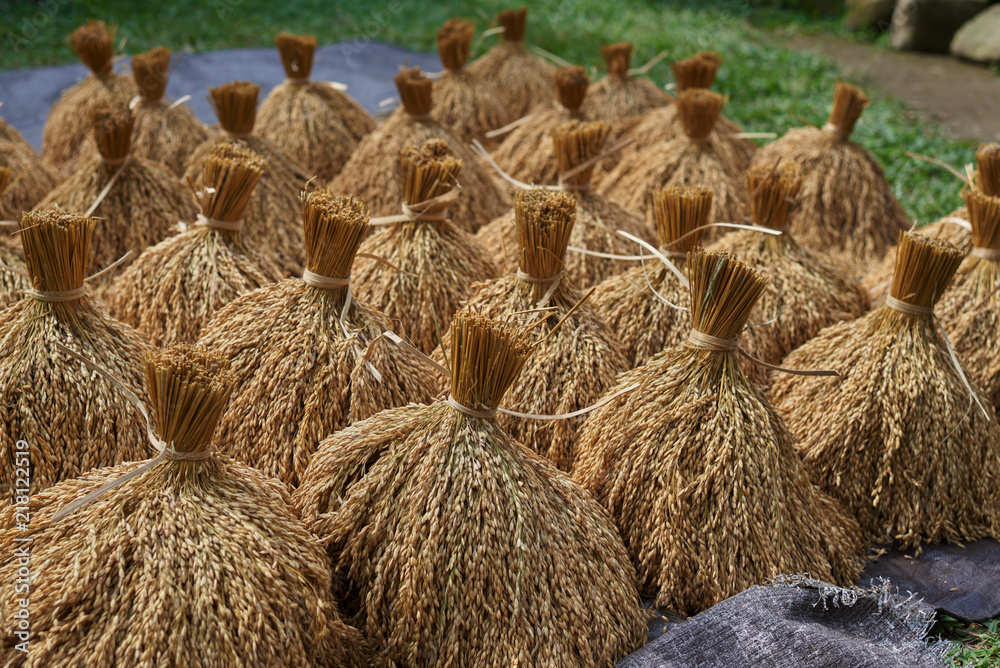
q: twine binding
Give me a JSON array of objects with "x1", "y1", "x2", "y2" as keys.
[
  {"x1": 196, "y1": 213, "x2": 243, "y2": 231},
  {"x1": 971, "y1": 247, "x2": 1000, "y2": 261}
]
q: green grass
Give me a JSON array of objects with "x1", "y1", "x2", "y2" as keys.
[{"x1": 937, "y1": 614, "x2": 1000, "y2": 666}]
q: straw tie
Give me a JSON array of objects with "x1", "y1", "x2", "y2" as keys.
[
  {"x1": 302, "y1": 269, "x2": 351, "y2": 290},
  {"x1": 884, "y1": 296, "x2": 933, "y2": 317},
  {"x1": 686, "y1": 330, "x2": 738, "y2": 351},
  {"x1": 196, "y1": 213, "x2": 244, "y2": 232},
  {"x1": 686, "y1": 327, "x2": 841, "y2": 378},
  {"x1": 17, "y1": 250, "x2": 133, "y2": 302},
  {"x1": 447, "y1": 395, "x2": 497, "y2": 419},
  {"x1": 516, "y1": 270, "x2": 563, "y2": 311},
  {"x1": 971, "y1": 247, "x2": 1000, "y2": 261},
  {"x1": 369, "y1": 189, "x2": 461, "y2": 225}
]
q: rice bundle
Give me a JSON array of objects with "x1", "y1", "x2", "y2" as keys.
[
  {"x1": 937, "y1": 188, "x2": 1000, "y2": 408},
  {"x1": 590, "y1": 186, "x2": 710, "y2": 367},
  {"x1": 466, "y1": 7, "x2": 557, "y2": 118},
  {"x1": 36, "y1": 102, "x2": 199, "y2": 281},
  {"x1": 431, "y1": 19, "x2": 512, "y2": 143},
  {"x1": 184, "y1": 81, "x2": 312, "y2": 274},
  {"x1": 198, "y1": 191, "x2": 438, "y2": 487},
  {"x1": 351, "y1": 140, "x2": 498, "y2": 354},
  {"x1": 41, "y1": 20, "x2": 138, "y2": 180},
  {"x1": 580, "y1": 42, "x2": 669, "y2": 131},
  {"x1": 330, "y1": 67, "x2": 510, "y2": 233},
  {"x1": 293, "y1": 311, "x2": 647, "y2": 666},
  {"x1": 573, "y1": 249, "x2": 866, "y2": 615},
  {"x1": 770, "y1": 232, "x2": 1000, "y2": 546},
  {"x1": 126, "y1": 47, "x2": 210, "y2": 177},
  {"x1": 0, "y1": 210, "x2": 150, "y2": 494},
  {"x1": 436, "y1": 190, "x2": 628, "y2": 471},
  {"x1": 257, "y1": 34, "x2": 374, "y2": 182},
  {"x1": 600, "y1": 89, "x2": 748, "y2": 231},
  {"x1": 490, "y1": 66, "x2": 590, "y2": 186},
  {"x1": 622, "y1": 52, "x2": 753, "y2": 169},
  {"x1": 0, "y1": 344, "x2": 370, "y2": 667},
  {"x1": 477, "y1": 120, "x2": 654, "y2": 287},
  {"x1": 0, "y1": 116, "x2": 34, "y2": 152},
  {"x1": 864, "y1": 142, "x2": 1000, "y2": 301},
  {"x1": 0, "y1": 139, "x2": 56, "y2": 221},
  {"x1": 0, "y1": 168, "x2": 30, "y2": 309},
  {"x1": 108, "y1": 144, "x2": 283, "y2": 346},
  {"x1": 751, "y1": 82, "x2": 909, "y2": 267},
  {"x1": 708, "y1": 161, "x2": 870, "y2": 371}
]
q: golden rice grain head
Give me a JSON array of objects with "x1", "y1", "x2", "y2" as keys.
[
  {"x1": 303, "y1": 190, "x2": 369, "y2": 278},
  {"x1": 131, "y1": 47, "x2": 172, "y2": 102},
  {"x1": 20, "y1": 209, "x2": 95, "y2": 292},
  {"x1": 670, "y1": 51, "x2": 723, "y2": 92},
  {"x1": 437, "y1": 18, "x2": 475, "y2": 71},
  {"x1": 514, "y1": 189, "x2": 576, "y2": 280},
  {"x1": 275, "y1": 33, "x2": 317, "y2": 80},
  {"x1": 551, "y1": 119, "x2": 609, "y2": 187},
  {"x1": 653, "y1": 185, "x2": 713, "y2": 253},
  {"x1": 394, "y1": 67, "x2": 434, "y2": 118},
  {"x1": 963, "y1": 187, "x2": 1000, "y2": 251},
  {"x1": 449, "y1": 310, "x2": 533, "y2": 412},
  {"x1": 601, "y1": 41, "x2": 633, "y2": 77},
  {"x1": 746, "y1": 160, "x2": 802, "y2": 230},
  {"x1": 688, "y1": 249, "x2": 768, "y2": 340},
  {"x1": 889, "y1": 231, "x2": 965, "y2": 308},
  {"x1": 976, "y1": 143, "x2": 1000, "y2": 197},
  {"x1": 210, "y1": 81, "x2": 260, "y2": 136},
  {"x1": 498, "y1": 7, "x2": 528, "y2": 42},
  {"x1": 827, "y1": 82, "x2": 869, "y2": 139},
  {"x1": 70, "y1": 20, "x2": 115, "y2": 76},
  {"x1": 91, "y1": 101, "x2": 134, "y2": 164},
  {"x1": 675, "y1": 89, "x2": 726, "y2": 143},
  {"x1": 554, "y1": 66, "x2": 589, "y2": 114},
  {"x1": 200, "y1": 143, "x2": 265, "y2": 222},
  {"x1": 400, "y1": 139, "x2": 462, "y2": 209}
]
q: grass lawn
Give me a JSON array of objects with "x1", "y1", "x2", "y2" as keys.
[{"x1": 2, "y1": 0, "x2": 996, "y2": 663}]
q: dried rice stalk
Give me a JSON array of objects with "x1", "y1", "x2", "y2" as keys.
[
  {"x1": 467, "y1": 7, "x2": 557, "y2": 118},
  {"x1": 199, "y1": 191, "x2": 438, "y2": 487},
  {"x1": 0, "y1": 344, "x2": 371, "y2": 666},
  {"x1": 770, "y1": 232, "x2": 1000, "y2": 547},
  {"x1": 294, "y1": 311, "x2": 647, "y2": 667},
  {"x1": 939, "y1": 187, "x2": 1000, "y2": 408},
  {"x1": 751, "y1": 82, "x2": 909, "y2": 268},
  {"x1": 0, "y1": 209, "x2": 151, "y2": 494},
  {"x1": 591, "y1": 186, "x2": 710, "y2": 367},
  {"x1": 0, "y1": 167, "x2": 30, "y2": 308},
  {"x1": 581, "y1": 42, "x2": 669, "y2": 131},
  {"x1": 36, "y1": 102, "x2": 199, "y2": 284},
  {"x1": 491, "y1": 66, "x2": 591, "y2": 186},
  {"x1": 257, "y1": 34, "x2": 374, "y2": 182},
  {"x1": 436, "y1": 190, "x2": 628, "y2": 471},
  {"x1": 600, "y1": 89, "x2": 748, "y2": 233},
  {"x1": 477, "y1": 120, "x2": 655, "y2": 287},
  {"x1": 351, "y1": 140, "x2": 498, "y2": 354},
  {"x1": 0, "y1": 139, "x2": 56, "y2": 222},
  {"x1": 330, "y1": 67, "x2": 510, "y2": 233},
  {"x1": 708, "y1": 161, "x2": 870, "y2": 376},
  {"x1": 431, "y1": 19, "x2": 512, "y2": 143},
  {"x1": 574, "y1": 249, "x2": 866, "y2": 615},
  {"x1": 41, "y1": 21, "x2": 138, "y2": 181},
  {"x1": 108, "y1": 144, "x2": 283, "y2": 346},
  {"x1": 0, "y1": 117, "x2": 34, "y2": 152},
  {"x1": 125, "y1": 47, "x2": 210, "y2": 177},
  {"x1": 184, "y1": 80, "x2": 311, "y2": 274}
]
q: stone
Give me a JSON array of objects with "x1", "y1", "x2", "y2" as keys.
[
  {"x1": 951, "y1": 5, "x2": 1000, "y2": 62},
  {"x1": 891, "y1": 0, "x2": 990, "y2": 53},
  {"x1": 846, "y1": 0, "x2": 897, "y2": 32}
]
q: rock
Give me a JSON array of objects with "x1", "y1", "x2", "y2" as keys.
[
  {"x1": 891, "y1": 0, "x2": 990, "y2": 53},
  {"x1": 952, "y1": 5, "x2": 1000, "y2": 62},
  {"x1": 846, "y1": 0, "x2": 897, "y2": 32}
]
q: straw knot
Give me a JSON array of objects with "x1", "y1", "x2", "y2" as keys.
[
  {"x1": 885, "y1": 296, "x2": 933, "y2": 317},
  {"x1": 516, "y1": 270, "x2": 562, "y2": 284},
  {"x1": 196, "y1": 213, "x2": 243, "y2": 231},
  {"x1": 402, "y1": 203, "x2": 448, "y2": 221},
  {"x1": 686, "y1": 329, "x2": 738, "y2": 351},
  {"x1": 27, "y1": 286, "x2": 87, "y2": 303},
  {"x1": 971, "y1": 247, "x2": 1000, "y2": 261},
  {"x1": 447, "y1": 394, "x2": 498, "y2": 419},
  {"x1": 302, "y1": 269, "x2": 350, "y2": 290}
]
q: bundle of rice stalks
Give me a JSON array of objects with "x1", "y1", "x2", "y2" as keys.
[
  {"x1": 621, "y1": 52, "x2": 753, "y2": 169},
  {"x1": 184, "y1": 80, "x2": 312, "y2": 274},
  {"x1": 573, "y1": 249, "x2": 866, "y2": 615},
  {"x1": 430, "y1": 19, "x2": 512, "y2": 143},
  {"x1": 863, "y1": 142, "x2": 1000, "y2": 301},
  {"x1": 0, "y1": 116, "x2": 34, "y2": 152},
  {"x1": 490, "y1": 66, "x2": 590, "y2": 186},
  {"x1": 108, "y1": 144, "x2": 283, "y2": 346},
  {"x1": 590, "y1": 186, "x2": 710, "y2": 367},
  {"x1": 708, "y1": 161, "x2": 870, "y2": 372},
  {"x1": 436, "y1": 190, "x2": 628, "y2": 471},
  {"x1": 580, "y1": 41, "x2": 669, "y2": 131},
  {"x1": 0, "y1": 344, "x2": 370, "y2": 667},
  {"x1": 41, "y1": 20, "x2": 138, "y2": 180},
  {"x1": 938, "y1": 188, "x2": 1000, "y2": 408},
  {"x1": 127, "y1": 47, "x2": 209, "y2": 177},
  {"x1": 330, "y1": 67, "x2": 510, "y2": 233},
  {"x1": 351, "y1": 140, "x2": 498, "y2": 354},
  {"x1": 0, "y1": 209, "x2": 150, "y2": 494},
  {"x1": 770, "y1": 232, "x2": 1000, "y2": 547},
  {"x1": 293, "y1": 311, "x2": 647, "y2": 667},
  {"x1": 600, "y1": 90, "x2": 748, "y2": 232},
  {"x1": 36, "y1": 102, "x2": 199, "y2": 283},
  {"x1": 751, "y1": 82, "x2": 909, "y2": 267},
  {"x1": 466, "y1": 7, "x2": 557, "y2": 118},
  {"x1": 0, "y1": 167, "x2": 30, "y2": 309},
  {"x1": 199, "y1": 191, "x2": 438, "y2": 487},
  {"x1": 477, "y1": 120, "x2": 655, "y2": 287},
  {"x1": 0, "y1": 138, "x2": 56, "y2": 220},
  {"x1": 257, "y1": 34, "x2": 374, "y2": 182}
]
